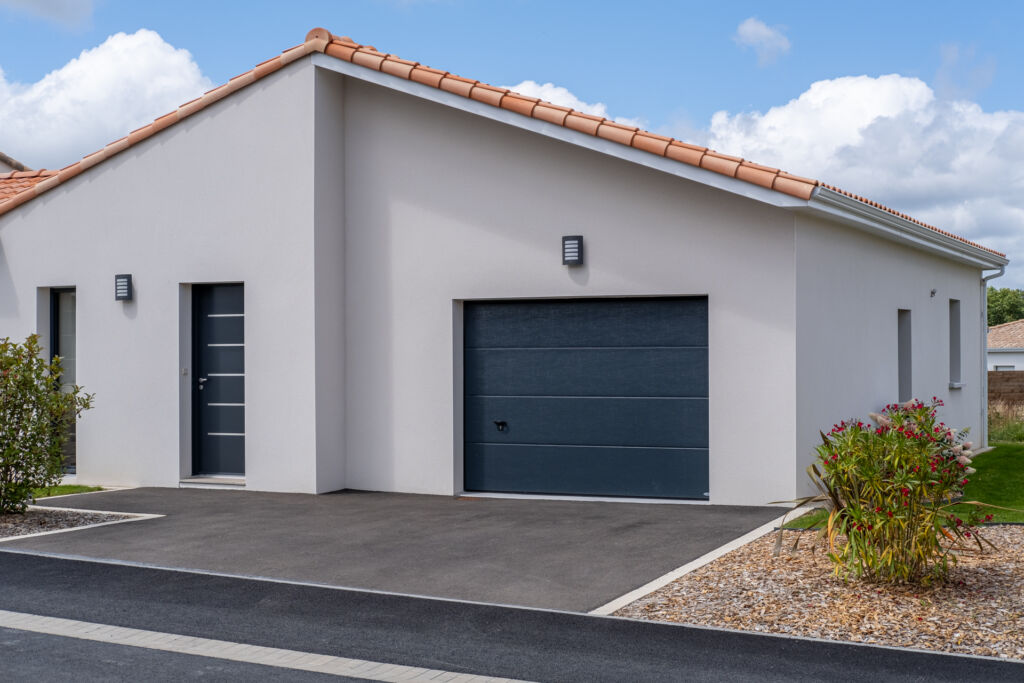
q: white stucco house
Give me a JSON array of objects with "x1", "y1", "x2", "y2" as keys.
[
  {"x1": 0, "y1": 29, "x2": 1008, "y2": 505},
  {"x1": 987, "y1": 320, "x2": 1024, "y2": 370}
]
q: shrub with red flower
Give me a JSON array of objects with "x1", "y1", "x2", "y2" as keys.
[{"x1": 785, "y1": 398, "x2": 992, "y2": 585}]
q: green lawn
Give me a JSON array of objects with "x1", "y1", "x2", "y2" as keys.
[
  {"x1": 954, "y1": 444, "x2": 1024, "y2": 523},
  {"x1": 783, "y1": 443, "x2": 1024, "y2": 528},
  {"x1": 32, "y1": 485, "x2": 102, "y2": 499}
]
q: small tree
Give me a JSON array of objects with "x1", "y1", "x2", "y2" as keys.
[
  {"x1": 987, "y1": 286, "x2": 1024, "y2": 327},
  {"x1": 0, "y1": 335, "x2": 93, "y2": 514}
]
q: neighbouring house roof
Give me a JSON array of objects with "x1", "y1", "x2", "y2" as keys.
[
  {"x1": 0, "y1": 27, "x2": 1006, "y2": 260},
  {"x1": 0, "y1": 150, "x2": 30, "y2": 172},
  {"x1": 988, "y1": 319, "x2": 1024, "y2": 349},
  {"x1": 0, "y1": 169, "x2": 55, "y2": 202}
]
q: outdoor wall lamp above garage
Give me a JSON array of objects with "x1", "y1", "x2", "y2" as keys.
[
  {"x1": 114, "y1": 274, "x2": 133, "y2": 301},
  {"x1": 562, "y1": 235, "x2": 583, "y2": 266}
]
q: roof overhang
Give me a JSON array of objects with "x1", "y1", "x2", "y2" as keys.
[{"x1": 802, "y1": 186, "x2": 1008, "y2": 270}]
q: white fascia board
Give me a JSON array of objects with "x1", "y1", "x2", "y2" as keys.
[
  {"x1": 805, "y1": 186, "x2": 1009, "y2": 270},
  {"x1": 310, "y1": 53, "x2": 805, "y2": 209}
]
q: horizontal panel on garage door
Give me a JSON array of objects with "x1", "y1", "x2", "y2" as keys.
[
  {"x1": 464, "y1": 297, "x2": 709, "y2": 500},
  {"x1": 465, "y1": 444, "x2": 709, "y2": 499},
  {"x1": 466, "y1": 348, "x2": 708, "y2": 398},
  {"x1": 465, "y1": 298, "x2": 708, "y2": 348},
  {"x1": 466, "y1": 397, "x2": 708, "y2": 448}
]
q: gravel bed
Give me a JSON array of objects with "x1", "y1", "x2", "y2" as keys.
[
  {"x1": 0, "y1": 508, "x2": 131, "y2": 539},
  {"x1": 616, "y1": 525, "x2": 1024, "y2": 661}
]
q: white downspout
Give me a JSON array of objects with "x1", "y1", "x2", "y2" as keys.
[{"x1": 981, "y1": 266, "x2": 1006, "y2": 448}]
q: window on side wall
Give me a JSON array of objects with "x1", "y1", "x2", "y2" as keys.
[
  {"x1": 995, "y1": 364, "x2": 1016, "y2": 371},
  {"x1": 898, "y1": 309, "x2": 912, "y2": 402},
  {"x1": 949, "y1": 299, "x2": 961, "y2": 388}
]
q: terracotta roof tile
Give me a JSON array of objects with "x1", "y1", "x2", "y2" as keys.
[
  {"x1": 564, "y1": 111, "x2": 603, "y2": 135},
  {"x1": 352, "y1": 50, "x2": 386, "y2": 70},
  {"x1": 0, "y1": 169, "x2": 57, "y2": 202},
  {"x1": 500, "y1": 93, "x2": 539, "y2": 117},
  {"x1": 532, "y1": 102, "x2": 572, "y2": 126},
  {"x1": 468, "y1": 83, "x2": 507, "y2": 107},
  {"x1": 989, "y1": 319, "x2": 1024, "y2": 348},
  {"x1": 631, "y1": 131, "x2": 672, "y2": 156},
  {"x1": 0, "y1": 27, "x2": 1005, "y2": 260}
]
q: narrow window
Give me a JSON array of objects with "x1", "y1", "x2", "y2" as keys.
[
  {"x1": 50, "y1": 288, "x2": 77, "y2": 472},
  {"x1": 949, "y1": 299, "x2": 961, "y2": 386},
  {"x1": 898, "y1": 309, "x2": 912, "y2": 402},
  {"x1": 995, "y1": 365, "x2": 1016, "y2": 371}
]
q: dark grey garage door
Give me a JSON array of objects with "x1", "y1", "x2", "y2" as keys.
[{"x1": 464, "y1": 297, "x2": 709, "y2": 499}]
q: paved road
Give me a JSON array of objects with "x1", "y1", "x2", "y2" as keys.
[
  {"x1": 12, "y1": 488, "x2": 781, "y2": 611},
  {"x1": 0, "y1": 627, "x2": 366, "y2": 682},
  {"x1": 0, "y1": 551, "x2": 1019, "y2": 682}
]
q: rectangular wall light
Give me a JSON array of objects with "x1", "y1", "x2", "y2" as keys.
[
  {"x1": 115, "y1": 274, "x2": 133, "y2": 301},
  {"x1": 562, "y1": 235, "x2": 583, "y2": 266}
]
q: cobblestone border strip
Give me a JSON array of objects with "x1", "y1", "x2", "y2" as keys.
[{"x1": 0, "y1": 609, "x2": 530, "y2": 682}]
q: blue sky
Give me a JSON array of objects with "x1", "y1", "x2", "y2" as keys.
[{"x1": 2, "y1": 1, "x2": 1023, "y2": 283}]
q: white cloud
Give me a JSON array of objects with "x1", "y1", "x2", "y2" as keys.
[
  {"x1": 502, "y1": 80, "x2": 644, "y2": 128},
  {"x1": 0, "y1": 0, "x2": 93, "y2": 27},
  {"x1": 0, "y1": 29, "x2": 213, "y2": 169},
  {"x1": 705, "y1": 74, "x2": 1024, "y2": 284},
  {"x1": 733, "y1": 17, "x2": 791, "y2": 66}
]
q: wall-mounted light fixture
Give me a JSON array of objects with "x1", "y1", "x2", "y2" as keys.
[
  {"x1": 562, "y1": 235, "x2": 583, "y2": 266},
  {"x1": 115, "y1": 274, "x2": 133, "y2": 301}
]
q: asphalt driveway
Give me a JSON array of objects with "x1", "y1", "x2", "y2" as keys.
[{"x1": 4, "y1": 488, "x2": 780, "y2": 612}]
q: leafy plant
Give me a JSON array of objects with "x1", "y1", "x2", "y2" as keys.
[
  {"x1": 987, "y1": 286, "x2": 1024, "y2": 326},
  {"x1": 778, "y1": 398, "x2": 1004, "y2": 585},
  {"x1": 0, "y1": 335, "x2": 93, "y2": 514}
]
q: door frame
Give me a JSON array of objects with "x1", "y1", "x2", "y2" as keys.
[{"x1": 179, "y1": 282, "x2": 246, "y2": 480}]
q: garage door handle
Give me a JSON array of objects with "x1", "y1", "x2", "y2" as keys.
[{"x1": 493, "y1": 420, "x2": 508, "y2": 432}]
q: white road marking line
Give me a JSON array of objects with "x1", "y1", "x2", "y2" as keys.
[
  {"x1": 0, "y1": 609, "x2": 533, "y2": 682},
  {"x1": 588, "y1": 508, "x2": 804, "y2": 615}
]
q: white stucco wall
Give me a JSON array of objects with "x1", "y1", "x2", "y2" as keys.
[
  {"x1": 987, "y1": 350, "x2": 1024, "y2": 370},
  {"x1": 0, "y1": 59, "x2": 320, "y2": 492},
  {"x1": 794, "y1": 214, "x2": 986, "y2": 494},
  {"x1": 335, "y1": 74, "x2": 799, "y2": 506}
]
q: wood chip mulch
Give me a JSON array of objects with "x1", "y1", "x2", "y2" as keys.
[
  {"x1": 615, "y1": 525, "x2": 1024, "y2": 661},
  {"x1": 0, "y1": 508, "x2": 129, "y2": 538}
]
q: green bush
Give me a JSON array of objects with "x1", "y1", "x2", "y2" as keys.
[
  {"x1": 791, "y1": 398, "x2": 990, "y2": 585},
  {"x1": 0, "y1": 335, "x2": 93, "y2": 514}
]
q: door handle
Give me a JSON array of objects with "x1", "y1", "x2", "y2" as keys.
[
  {"x1": 197, "y1": 377, "x2": 207, "y2": 391},
  {"x1": 493, "y1": 420, "x2": 508, "y2": 432}
]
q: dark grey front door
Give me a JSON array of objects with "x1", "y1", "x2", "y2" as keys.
[
  {"x1": 464, "y1": 297, "x2": 709, "y2": 499},
  {"x1": 192, "y1": 284, "x2": 245, "y2": 475}
]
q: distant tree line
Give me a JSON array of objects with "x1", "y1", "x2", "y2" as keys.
[{"x1": 988, "y1": 287, "x2": 1024, "y2": 327}]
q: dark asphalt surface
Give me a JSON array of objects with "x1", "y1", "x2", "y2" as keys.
[
  {"x1": 0, "y1": 627, "x2": 369, "y2": 682},
  {"x1": 0, "y1": 551, "x2": 1019, "y2": 682},
  {"x1": 13, "y1": 487, "x2": 781, "y2": 611}
]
